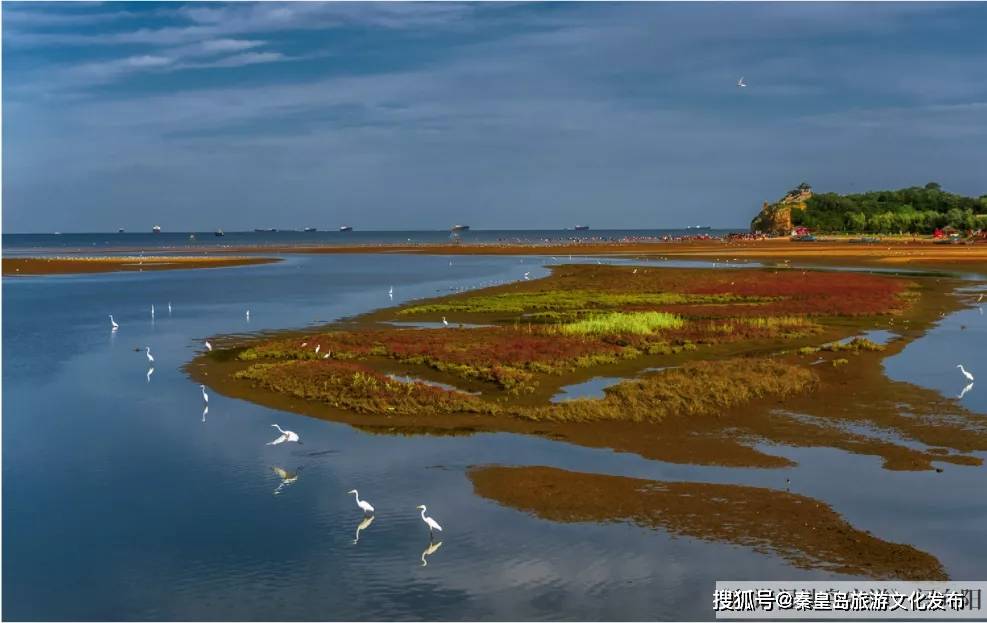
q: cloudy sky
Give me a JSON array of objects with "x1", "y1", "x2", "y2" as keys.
[{"x1": 4, "y1": 2, "x2": 986, "y2": 232}]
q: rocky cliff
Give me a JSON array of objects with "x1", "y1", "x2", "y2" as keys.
[{"x1": 751, "y1": 183, "x2": 813, "y2": 234}]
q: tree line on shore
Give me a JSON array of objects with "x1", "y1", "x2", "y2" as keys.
[{"x1": 792, "y1": 183, "x2": 987, "y2": 234}]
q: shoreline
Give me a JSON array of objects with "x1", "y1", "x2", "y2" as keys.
[
  {"x1": 2, "y1": 255, "x2": 282, "y2": 276},
  {"x1": 188, "y1": 263, "x2": 987, "y2": 472},
  {"x1": 9, "y1": 238, "x2": 987, "y2": 276}
]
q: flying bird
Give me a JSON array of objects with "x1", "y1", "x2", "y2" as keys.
[
  {"x1": 267, "y1": 424, "x2": 300, "y2": 446},
  {"x1": 347, "y1": 489, "x2": 375, "y2": 515},
  {"x1": 109, "y1": 315, "x2": 119, "y2": 330},
  {"x1": 145, "y1": 347, "x2": 154, "y2": 363},
  {"x1": 737, "y1": 77, "x2": 747, "y2": 88},
  {"x1": 417, "y1": 504, "x2": 443, "y2": 536},
  {"x1": 957, "y1": 365, "x2": 975, "y2": 382}
]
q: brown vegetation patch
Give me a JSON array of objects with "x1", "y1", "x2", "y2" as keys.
[
  {"x1": 3, "y1": 256, "x2": 280, "y2": 275},
  {"x1": 469, "y1": 465, "x2": 948, "y2": 580}
]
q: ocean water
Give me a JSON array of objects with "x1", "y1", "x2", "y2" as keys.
[
  {"x1": 3, "y1": 253, "x2": 985, "y2": 621},
  {"x1": 1, "y1": 229, "x2": 736, "y2": 256}
]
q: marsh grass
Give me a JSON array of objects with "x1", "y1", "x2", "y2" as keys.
[
  {"x1": 557, "y1": 311, "x2": 685, "y2": 336},
  {"x1": 399, "y1": 290, "x2": 766, "y2": 316}
]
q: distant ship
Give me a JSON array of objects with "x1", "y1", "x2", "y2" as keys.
[
  {"x1": 574, "y1": 225, "x2": 590, "y2": 231},
  {"x1": 451, "y1": 224, "x2": 470, "y2": 232},
  {"x1": 304, "y1": 227, "x2": 318, "y2": 232},
  {"x1": 214, "y1": 229, "x2": 225, "y2": 237},
  {"x1": 118, "y1": 228, "x2": 125, "y2": 233},
  {"x1": 254, "y1": 228, "x2": 278, "y2": 232},
  {"x1": 339, "y1": 225, "x2": 353, "y2": 232},
  {"x1": 686, "y1": 225, "x2": 712, "y2": 230},
  {"x1": 152, "y1": 225, "x2": 161, "y2": 234}
]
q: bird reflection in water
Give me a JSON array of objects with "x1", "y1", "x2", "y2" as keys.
[
  {"x1": 958, "y1": 383, "x2": 974, "y2": 400},
  {"x1": 420, "y1": 540, "x2": 443, "y2": 567},
  {"x1": 146, "y1": 367, "x2": 154, "y2": 383},
  {"x1": 271, "y1": 466, "x2": 299, "y2": 495},
  {"x1": 201, "y1": 405, "x2": 208, "y2": 423},
  {"x1": 353, "y1": 515, "x2": 375, "y2": 545}
]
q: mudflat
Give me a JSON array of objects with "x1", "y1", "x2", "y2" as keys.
[{"x1": 3, "y1": 255, "x2": 281, "y2": 275}]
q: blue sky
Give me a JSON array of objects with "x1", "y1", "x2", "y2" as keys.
[{"x1": 4, "y1": 2, "x2": 986, "y2": 232}]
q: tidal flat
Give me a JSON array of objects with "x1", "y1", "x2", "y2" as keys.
[{"x1": 193, "y1": 263, "x2": 985, "y2": 470}]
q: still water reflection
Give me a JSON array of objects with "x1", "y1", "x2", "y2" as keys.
[{"x1": 3, "y1": 253, "x2": 985, "y2": 621}]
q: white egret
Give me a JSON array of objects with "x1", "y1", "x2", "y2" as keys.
[
  {"x1": 958, "y1": 383, "x2": 974, "y2": 400},
  {"x1": 200, "y1": 384, "x2": 209, "y2": 404},
  {"x1": 267, "y1": 424, "x2": 300, "y2": 445},
  {"x1": 315, "y1": 344, "x2": 320, "y2": 355},
  {"x1": 523, "y1": 272, "x2": 530, "y2": 280},
  {"x1": 388, "y1": 286, "x2": 394, "y2": 299},
  {"x1": 246, "y1": 310, "x2": 251, "y2": 320},
  {"x1": 151, "y1": 304, "x2": 155, "y2": 318},
  {"x1": 417, "y1": 505, "x2": 443, "y2": 535},
  {"x1": 205, "y1": 341, "x2": 213, "y2": 352},
  {"x1": 442, "y1": 316, "x2": 449, "y2": 328},
  {"x1": 109, "y1": 315, "x2": 119, "y2": 330},
  {"x1": 168, "y1": 301, "x2": 172, "y2": 314},
  {"x1": 353, "y1": 515, "x2": 375, "y2": 544},
  {"x1": 145, "y1": 347, "x2": 155, "y2": 363},
  {"x1": 272, "y1": 466, "x2": 298, "y2": 495},
  {"x1": 957, "y1": 365, "x2": 975, "y2": 382},
  {"x1": 737, "y1": 77, "x2": 747, "y2": 88},
  {"x1": 421, "y1": 540, "x2": 443, "y2": 566},
  {"x1": 146, "y1": 367, "x2": 154, "y2": 383},
  {"x1": 347, "y1": 489, "x2": 375, "y2": 514}
]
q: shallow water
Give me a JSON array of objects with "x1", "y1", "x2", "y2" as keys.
[{"x1": 3, "y1": 253, "x2": 986, "y2": 621}]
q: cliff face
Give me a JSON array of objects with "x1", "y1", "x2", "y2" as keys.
[{"x1": 751, "y1": 183, "x2": 813, "y2": 234}]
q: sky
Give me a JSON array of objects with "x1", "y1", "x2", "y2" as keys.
[{"x1": 3, "y1": 1, "x2": 986, "y2": 233}]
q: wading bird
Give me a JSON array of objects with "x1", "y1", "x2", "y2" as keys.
[
  {"x1": 205, "y1": 341, "x2": 212, "y2": 351},
  {"x1": 168, "y1": 301, "x2": 172, "y2": 314},
  {"x1": 315, "y1": 344, "x2": 320, "y2": 355},
  {"x1": 347, "y1": 489, "x2": 375, "y2": 515},
  {"x1": 246, "y1": 310, "x2": 250, "y2": 320},
  {"x1": 353, "y1": 515, "x2": 375, "y2": 544},
  {"x1": 388, "y1": 286, "x2": 394, "y2": 299},
  {"x1": 737, "y1": 77, "x2": 747, "y2": 88},
  {"x1": 145, "y1": 347, "x2": 154, "y2": 363},
  {"x1": 523, "y1": 272, "x2": 530, "y2": 280},
  {"x1": 267, "y1": 424, "x2": 300, "y2": 446},
  {"x1": 109, "y1": 315, "x2": 119, "y2": 330},
  {"x1": 151, "y1": 304, "x2": 155, "y2": 318},
  {"x1": 417, "y1": 504, "x2": 443, "y2": 536},
  {"x1": 200, "y1": 384, "x2": 209, "y2": 404},
  {"x1": 442, "y1": 316, "x2": 449, "y2": 328},
  {"x1": 957, "y1": 365, "x2": 975, "y2": 382}
]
